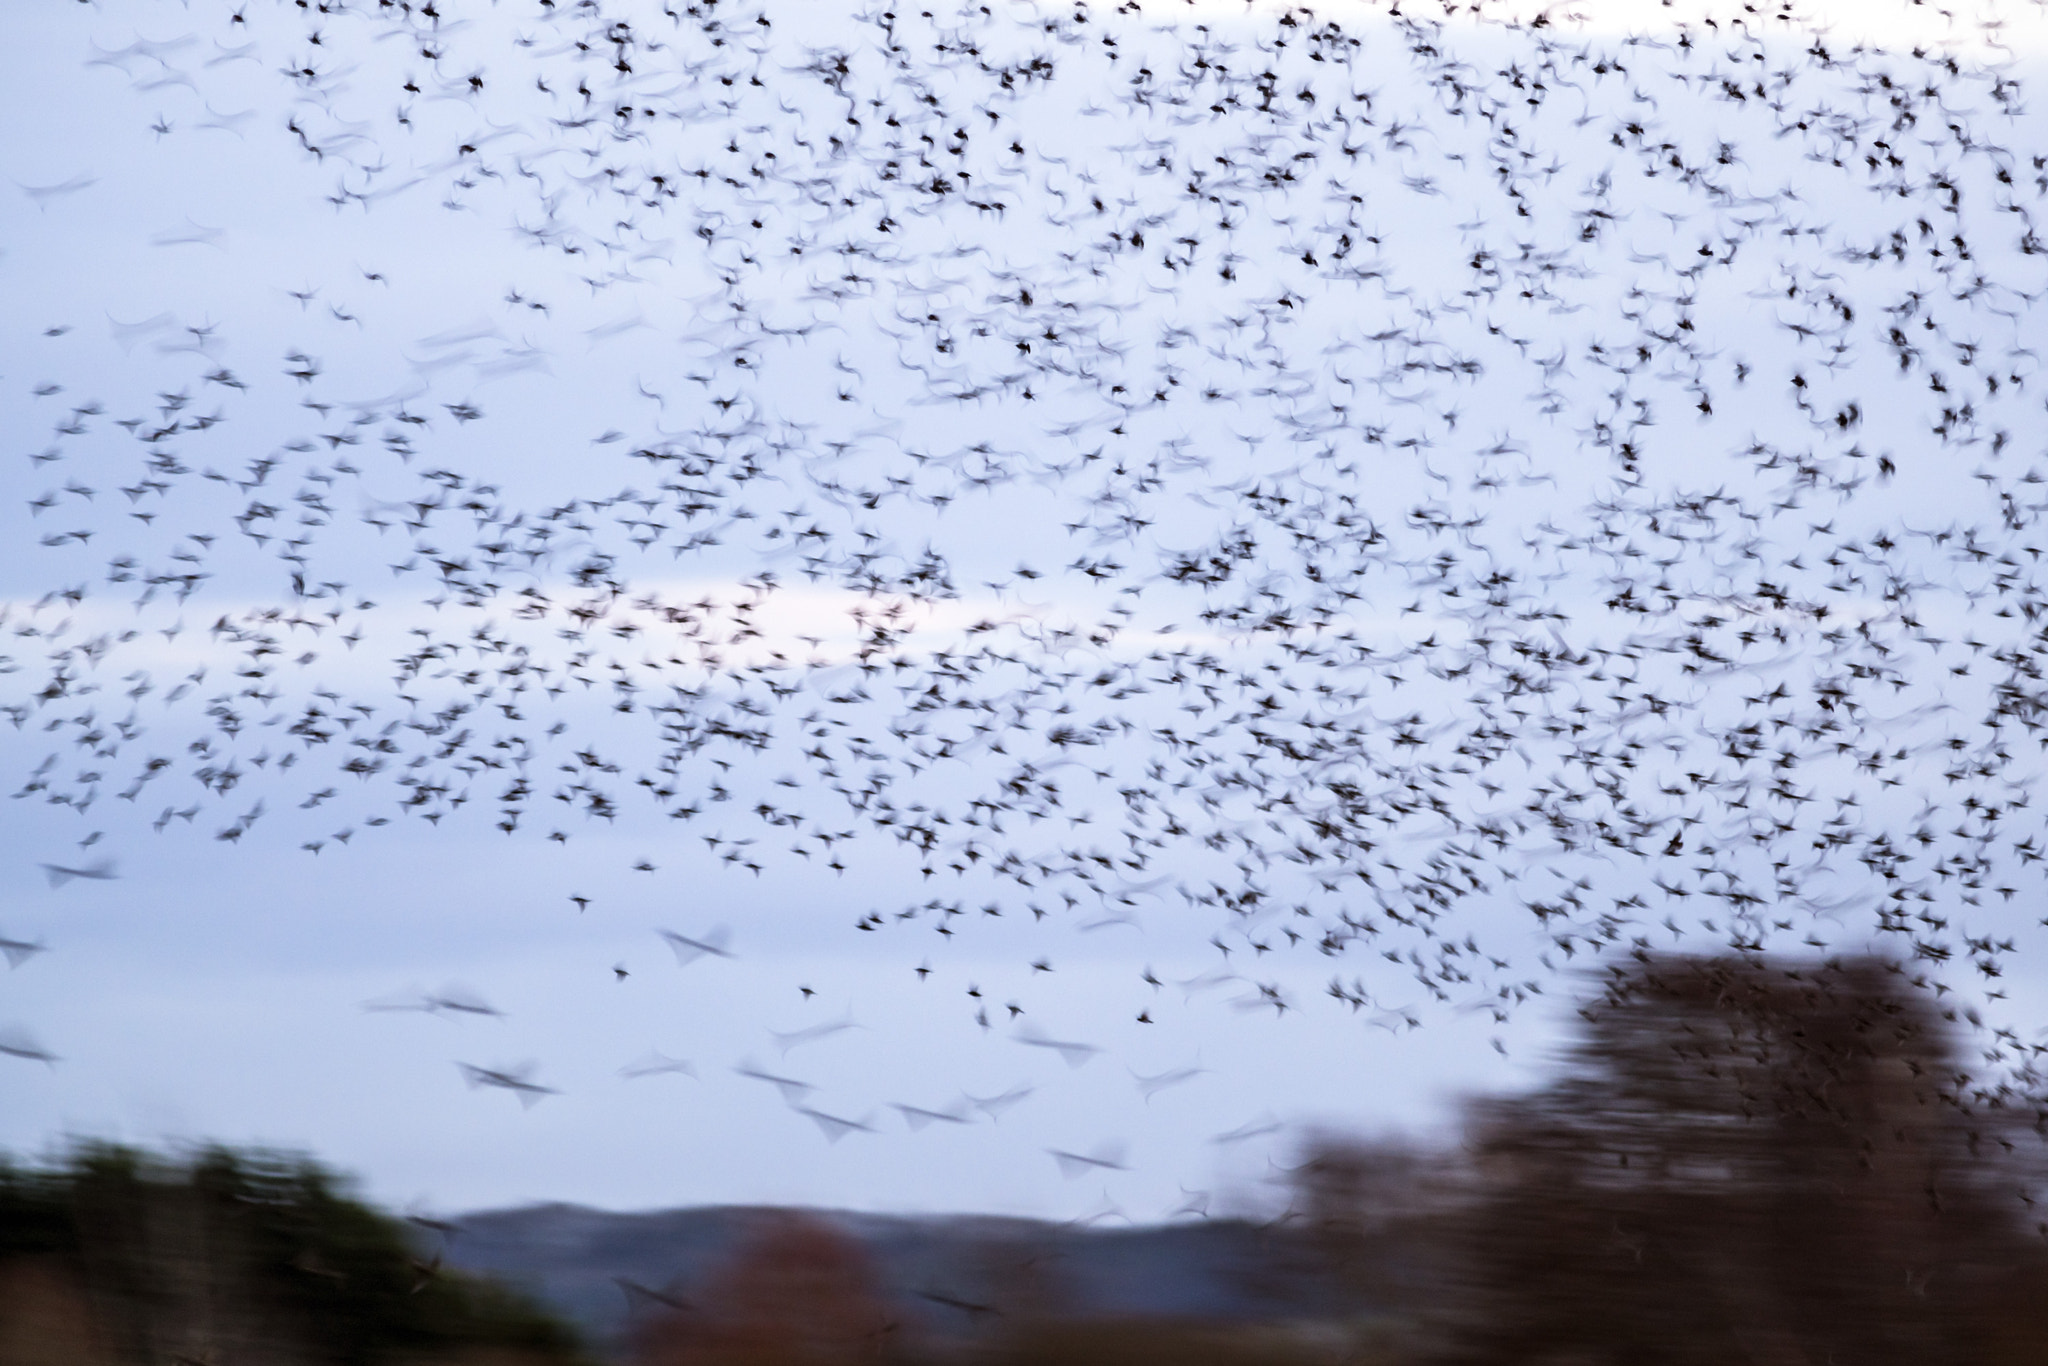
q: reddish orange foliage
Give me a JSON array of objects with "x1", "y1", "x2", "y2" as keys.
[{"x1": 632, "y1": 1213, "x2": 898, "y2": 1366}]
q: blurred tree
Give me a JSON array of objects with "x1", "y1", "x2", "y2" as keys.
[
  {"x1": 1290, "y1": 1133, "x2": 1458, "y2": 1324},
  {"x1": 0, "y1": 1143, "x2": 586, "y2": 1366},
  {"x1": 1439, "y1": 953, "x2": 2048, "y2": 1366},
  {"x1": 631, "y1": 1212, "x2": 899, "y2": 1366}
]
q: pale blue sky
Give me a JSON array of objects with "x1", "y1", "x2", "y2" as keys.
[{"x1": 3, "y1": 0, "x2": 2046, "y2": 1219}]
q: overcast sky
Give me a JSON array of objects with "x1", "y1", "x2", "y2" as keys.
[{"x1": 3, "y1": 0, "x2": 2047, "y2": 1221}]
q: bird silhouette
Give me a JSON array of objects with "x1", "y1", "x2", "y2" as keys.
[{"x1": 7, "y1": 0, "x2": 2048, "y2": 1167}]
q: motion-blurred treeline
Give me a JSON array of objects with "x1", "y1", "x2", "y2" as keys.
[
  {"x1": 624, "y1": 954, "x2": 2048, "y2": 1366},
  {"x1": 9, "y1": 953, "x2": 2048, "y2": 1365},
  {"x1": 0, "y1": 1144, "x2": 586, "y2": 1366},
  {"x1": 1432, "y1": 953, "x2": 2048, "y2": 1366}
]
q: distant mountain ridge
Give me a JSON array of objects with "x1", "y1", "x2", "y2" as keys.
[{"x1": 442, "y1": 1203, "x2": 1364, "y2": 1358}]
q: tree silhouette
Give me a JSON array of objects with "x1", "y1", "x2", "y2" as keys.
[
  {"x1": 0, "y1": 1143, "x2": 586, "y2": 1365},
  {"x1": 631, "y1": 1212, "x2": 898, "y2": 1366},
  {"x1": 1439, "y1": 954, "x2": 2048, "y2": 1366}
]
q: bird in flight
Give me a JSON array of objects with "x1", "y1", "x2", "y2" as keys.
[
  {"x1": 40, "y1": 858, "x2": 116, "y2": 888},
  {"x1": 456, "y1": 1061, "x2": 557, "y2": 1108}
]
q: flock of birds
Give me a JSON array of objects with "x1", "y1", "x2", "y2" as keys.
[{"x1": 10, "y1": 0, "x2": 2048, "y2": 1168}]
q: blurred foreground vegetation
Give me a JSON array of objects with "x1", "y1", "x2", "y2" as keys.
[
  {"x1": 0, "y1": 1144, "x2": 586, "y2": 1366},
  {"x1": 8, "y1": 954, "x2": 2048, "y2": 1366},
  {"x1": 1426, "y1": 953, "x2": 2048, "y2": 1366},
  {"x1": 624, "y1": 955, "x2": 2048, "y2": 1366}
]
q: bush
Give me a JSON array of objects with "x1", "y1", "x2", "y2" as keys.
[{"x1": 0, "y1": 1142, "x2": 588, "y2": 1366}]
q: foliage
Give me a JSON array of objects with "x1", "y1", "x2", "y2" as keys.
[
  {"x1": 629, "y1": 1213, "x2": 899, "y2": 1366},
  {"x1": 1435, "y1": 953, "x2": 2048, "y2": 1366},
  {"x1": 0, "y1": 1142, "x2": 588, "y2": 1365}
]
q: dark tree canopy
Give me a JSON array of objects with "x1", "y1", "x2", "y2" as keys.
[
  {"x1": 1441, "y1": 954, "x2": 2048, "y2": 1366},
  {"x1": 0, "y1": 1143, "x2": 586, "y2": 1365}
]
